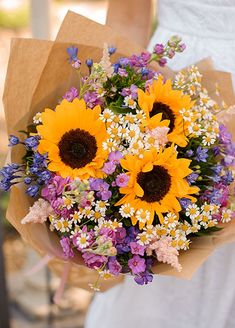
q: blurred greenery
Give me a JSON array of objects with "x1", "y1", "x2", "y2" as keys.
[{"x1": 0, "y1": 5, "x2": 29, "y2": 29}]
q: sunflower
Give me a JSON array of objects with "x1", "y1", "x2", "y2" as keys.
[
  {"x1": 116, "y1": 145, "x2": 199, "y2": 228},
  {"x1": 138, "y1": 77, "x2": 194, "y2": 147},
  {"x1": 37, "y1": 99, "x2": 108, "y2": 179}
]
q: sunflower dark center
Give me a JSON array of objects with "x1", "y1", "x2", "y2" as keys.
[
  {"x1": 150, "y1": 102, "x2": 175, "y2": 132},
  {"x1": 58, "y1": 128, "x2": 97, "y2": 169},
  {"x1": 137, "y1": 165, "x2": 171, "y2": 202}
]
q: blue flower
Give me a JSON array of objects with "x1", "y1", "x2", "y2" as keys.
[
  {"x1": 8, "y1": 135, "x2": 19, "y2": 146},
  {"x1": 24, "y1": 136, "x2": 39, "y2": 150},
  {"x1": 26, "y1": 185, "x2": 39, "y2": 197},
  {"x1": 108, "y1": 46, "x2": 116, "y2": 55},
  {"x1": 24, "y1": 177, "x2": 32, "y2": 184},
  {"x1": 66, "y1": 46, "x2": 78, "y2": 62},
  {"x1": 196, "y1": 146, "x2": 208, "y2": 162},
  {"x1": 85, "y1": 59, "x2": 93, "y2": 67},
  {"x1": 39, "y1": 170, "x2": 51, "y2": 182}
]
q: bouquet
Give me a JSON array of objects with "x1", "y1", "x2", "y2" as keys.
[{"x1": 2, "y1": 12, "x2": 235, "y2": 292}]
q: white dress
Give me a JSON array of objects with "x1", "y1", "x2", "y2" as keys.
[{"x1": 85, "y1": 1, "x2": 235, "y2": 327}]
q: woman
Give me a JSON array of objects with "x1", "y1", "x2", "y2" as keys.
[{"x1": 85, "y1": 1, "x2": 235, "y2": 327}]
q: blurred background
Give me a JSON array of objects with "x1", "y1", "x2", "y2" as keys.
[{"x1": 0, "y1": 1, "x2": 109, "y2": 327}]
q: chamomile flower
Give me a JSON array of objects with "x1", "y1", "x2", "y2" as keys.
[
  {"x1": 75, "y1": 232, "x2": 91, "y2": 249},
  {"x1": 185, "y1": 204, "x2": 200, "y2": 220},
  {"x1": 33, "y1": 112, "x2": 42, "y2": 124},
  {"x1": 70, "y1": 210, "x2": 83, "y2": 224},
  {"x1": 135, "y1": 209, "x2": 151, "y2": 226},
  {"x1": 62, "y1": 196, "x2": 75, "y2": 209},
  {"x1": 221, "y1": 208, "x2": 233, "y2": 223},
  {"x1": 202, "y1": 134, "x2": 216, "y2": 146},
  {"x1": 137, "y1": 231, "x2": 150, "y2": 246},
  {"x1": 95, "y1": 200, "x2": 108, "y2": 214},
  {"x1": 124, "y1": 95, "x2": 137, "y2": 109},
  {"x1": 163, "y1": 212, "x2": 178, "y2": 228},
  {"x1": 143, "y1": 225, "x2": 156, "y2": 238},
  {"x1": 119, "y1": 204, "x2": 135, "y2": 218},
  {"x1": 99, "y1": 108, "x2": 115, "y2": 123}
]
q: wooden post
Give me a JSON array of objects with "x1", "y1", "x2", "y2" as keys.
[
  {"x1": 30, "y1": 0, "x2": 51, "y2": 39},
  {"x1": 0, "y1": 192, "x2": 10, "y2": 328}
]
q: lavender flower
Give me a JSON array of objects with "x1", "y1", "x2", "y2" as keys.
[
  {"x1": 219, "y1": 124, "x2": 232, "y2": 144},
  {"x1": 186, "y1": 172, "x2": 199, "y2": 184}
]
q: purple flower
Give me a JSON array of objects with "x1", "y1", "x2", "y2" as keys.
[
  {"x1": 100, "y1": 228, "x2": 116, "y2": 243},
  {"x1": 120, "y1": 85, "x2": 138, "y2": 98},
  {"x1": 219, "y1": 124, "x2": 232, "y2": 144},
  {"x1": 8, "y1": 135, "x2": 20, "y2": 146},
  {"x1": 134, "y1": 271, "x2": 153, "y2": 285},
  {"x1": 83, "y1": 91, "x2": 102, "y2": 108},
  {"x1": 82, "y1": 252, "x2": 107, "y2": 269},
  {"x1": 115, "y1": 173, "x2": 129, "y2": 187},
  {"x1": 115, "y1": 227, "x2": 126, "y2": 243},
  {"x1": 196, "y1": 146, "x2": 208, "y2": 162},
  {"x1": 62, "y1": 87, "x2": 78, "y2": 102},
  {"x1": 119, "y1": 57, "x2": 130, "y2": 67},
  {"x1": 130, "y1": 242, "x2": 145, "y2": 256},
  {"x1": 179, "y1": 198, "x2": 192, "y2": 210},
  {"x1": 153, "y1": 43, "x2": 164, "y2": 55},
  {"x1": 42, "y1": 175, "x2": 70, "y2": 202},
  {"x1": 118, "y1": 68, "x2": 128, "y2": 77},
  {"x1": 102, "y1": 162, "x2": 116, "y2": 175},
  {"x1": 186, "y1": 172, "x2": 199, "y2": 184},
  {"x1": 179, "y1": 43, "x2": 186, "y2": 52},
  {"x1": 108, "y1": 151, "x2": 123, "y2": 164},
  {"x1": 108, "y1": 258, "x2": 122, "y2": 275},
  {"x1": 60, "y1": 237, "x2": 74, "y2": 259},
  {"x1": 128, "y1": 255, "x2": 146, "y2": 274},
  {"x1": 89, "y1": 178, "x2": 112, "y2": 200},
  {"x1": 186, "y1": 149, "x2": 194, "y2": 157},
  {"x1": 159, "y1": 58, "x2": 167, "y2": 67}
]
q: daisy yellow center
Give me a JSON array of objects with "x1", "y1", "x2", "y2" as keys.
[
  {"x1": 137, "y1": 165, "x2": 171, "y2": 203},
  {"x1": 58, "y1": 128, "x2": 97, "y2": 169},
  {"x1": 150, "y1": 102, "x2": 175, "y2": 133}
]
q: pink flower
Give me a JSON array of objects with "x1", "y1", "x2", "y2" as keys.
[
  {"x1": 115, "y1": 173, "x2": 129, "y2": 187},
  {"x1": 146, "y1": 237, "x2": 182, "y2": 272},
  {"x1": 21, "y1": 198, "x2": 54, "y2": 224},
  {"x1": 128, "y1": 255, "x2": 146, "y2": 274}
]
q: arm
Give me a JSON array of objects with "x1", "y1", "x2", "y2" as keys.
[{"x1": 106, "y1": 0, "x2": 154, "y2": 48}]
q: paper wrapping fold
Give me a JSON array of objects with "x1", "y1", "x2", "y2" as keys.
[{"x1": 3, "y1": 11, "x2": 235, "y2": 292}]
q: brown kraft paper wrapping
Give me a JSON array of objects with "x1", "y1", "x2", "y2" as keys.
[{"x1": 3, "y1": 11, "x2": 235, "y2": 292}]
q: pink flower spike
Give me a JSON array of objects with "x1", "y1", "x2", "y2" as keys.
[{"x1": 21, "y1": 198, "x2": 54, "y2": 224}]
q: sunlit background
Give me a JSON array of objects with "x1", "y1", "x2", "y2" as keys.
[{"x1": 0, "y1": 1, "x2": 109, "y2": 327}]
